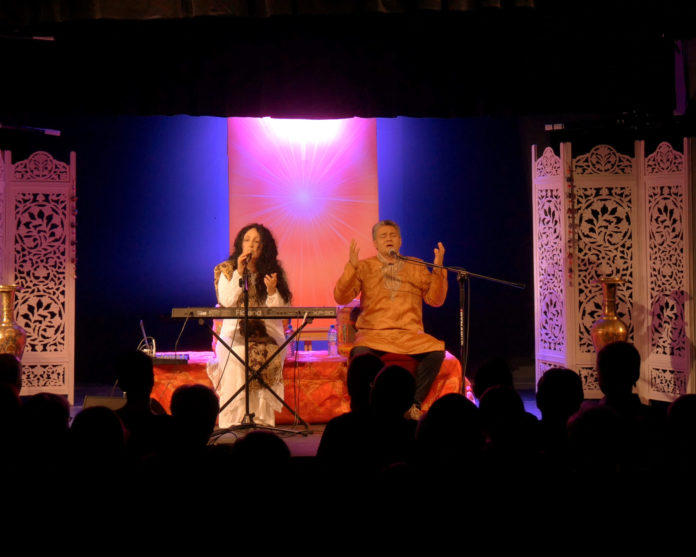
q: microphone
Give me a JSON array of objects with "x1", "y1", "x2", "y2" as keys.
[
  {"x1": 239, "y1": 253, "x2": 252, "y2": 277},
  {"x1": 388, "y1": 249, "x2": 398, "y2": 258}
]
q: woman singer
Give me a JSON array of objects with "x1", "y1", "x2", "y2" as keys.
[{"x1": 209, "y1": 223, "x2": 292, "y2": 427}]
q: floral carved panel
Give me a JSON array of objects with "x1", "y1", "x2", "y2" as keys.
[
  {"x1": 578, "y1": 365, "x2": 600, "y2": 392},
  {"x1": 537, "y1": 187, "x2": 565, "y2": 352},
  {"x1": 645, "y1": 142, "x2": 684, "y2": 175},
  {"x1": 574, "y1": 145, "x2": 633, "y2": 175},
  {"x1": 538, "y1": 361, "x2": 559, "y2": 374},
  {"x1": 649, "y1": 367, "x2": 687, "y2": 397},
  {"x1": 13, "y1": 192, "x2": 67, "y2": 353},
  {"x1": 648, "y1": 184, "x2": 686, "y2": 359},
  {"x1": 12, "y1": 151, "x2": 71, "y2": 182},
  {"x1": 21, "y1": 363, "x2": 66, "y2": 387},
  {"x1": 575, "y1": 185, "x2": 634, "y2": 353},
  {"x1": 535, "y1": 147, "x2": 561, "y2": 178}
]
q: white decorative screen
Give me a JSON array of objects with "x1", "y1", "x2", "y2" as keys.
[
  {"x1": 3, "y1": 151, "x2": 76, "y2": 403},
  {"x1": 642, "y1": 140, "x2": 692, "y2": 401},
  {"x1": 573, "y1": 145, "x2": 636, "y2": 363},
  {"x1": 532, "y1": 146, "x2": 567, "y2": 380},
  {"x1": 533, "y1": 140, "x2": 694, "y2": 401}
]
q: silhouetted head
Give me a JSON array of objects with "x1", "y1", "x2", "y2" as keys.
[
  {"x1": 370, "y1": 365, "x2": 415, "y2": 419},
  {"x1": 416, "y1": 393, "x2": 483, "y2": 460},
  {"x1": 233, "y1": 430, "x2": 291, "y2": 467},
  {"x1": 69, "y1": 406, "x2": 125, "y2": 463},
  {"x1": 478, "y1": 385, "x2": 525, "y2": 425},
  {"x1": 567, "y1": 404, "x2": 626, "y2": 476},
  {"x1": 229, "y1": 430, "x2": 292, "y2": 503},
  {"x1": 21, "y1": 392, "x2": 71, "y2": 440},
  {"x1": 0, "y1": 354, "x2": 22, "y2": 392},
  {"x1": 170, "y1": 384, "x2": 219, "y2": 447},
  {"x1": 0, "y1": 383, "x2": 21, "y2": 439},
  {"x1": 116, "y1": 350, "x2": 154, "y2": 401},
  {"x1": 536, "y1": 367, "x2": 584, "y2": 422},
  {"x1": 346, "y1": 353, "x2": 384, "y2": 412},
  {"x1": 596, "y1": 341, "x2": 640, "y2": 397},
  {"x1": 472, "y1": 358, "x2": 513, "y2": 400},
  {"x1": 666, "y1": 394, "x2": 696, "y2": 449}
]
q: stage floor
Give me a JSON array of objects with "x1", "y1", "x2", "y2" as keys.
[{"x1": 71, "y1": 383, "x2": 540, "y2": 457}]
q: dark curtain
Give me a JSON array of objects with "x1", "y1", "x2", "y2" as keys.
[
  {"x1": 0, "y1": 1, "x2": 691, "y2": 119},
  {"x1": 0, "y1": 1, "x2": 537, "y2": 24}
]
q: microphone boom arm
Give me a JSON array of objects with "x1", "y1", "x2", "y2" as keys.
[
  {"x1": 390, "y1": 250, "x2": 525, "y2": 383},
  {"x1": 392, "y1": 253, "x2": 525, "y2": 290}
]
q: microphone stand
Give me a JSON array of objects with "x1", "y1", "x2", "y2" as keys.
[
  {"x1": 392, "y1": 252, "x2": 525, "y2": 382},
  {"x1": 241, "y1": 264, "x2": 252, "y2": 424},
  {"x1": 206, "y1": 315, "x2": 314, "y2": 439},
  {"x1": 211, "y1": 261, "x2": 312, "y2": 438}
]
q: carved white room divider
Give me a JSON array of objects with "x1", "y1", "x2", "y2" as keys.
[
  {"x1": 0, "y1": 150, "x2": 77, "y2": 402},
  {"x1": 532, "y1": 140, "x2": 694, "y2": 402}
]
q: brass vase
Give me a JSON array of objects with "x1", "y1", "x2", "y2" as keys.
[
  {"x1": 590, "y1": 277, "x2": 628, "y2": 352},
  {"x1": 0, "y1": 285, "x2": 27, "y2": 359}
]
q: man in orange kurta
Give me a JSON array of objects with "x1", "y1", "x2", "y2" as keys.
[{"x1": 334, "y1": 220, "x2": 447, "y2": 415}]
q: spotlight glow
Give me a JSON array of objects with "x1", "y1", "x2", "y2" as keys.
[{"x1": 261, "y1": 118, "x2": 345, "y2": 144}]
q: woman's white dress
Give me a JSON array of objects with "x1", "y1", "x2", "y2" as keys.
[{"x1": 208, "y1": 268, "x2": 287, "y2": 427}]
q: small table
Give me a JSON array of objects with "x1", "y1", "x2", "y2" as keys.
[{"x1": 152, "y1": 350, "x2": 469, "y2": 425}]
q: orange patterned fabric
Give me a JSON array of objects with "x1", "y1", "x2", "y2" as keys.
[
  {"x1": 152, "y1": 350, "x2": 469, "y2": 424},
  {"x1": 379, "y1": 352, "x2": 464, "y2": 412},
  {"x1": 151, "y1": 352, "x2": 215, "y2": 414},
  {"x1": 277, "y1": 352, "x2": 350, "y2": 424}
]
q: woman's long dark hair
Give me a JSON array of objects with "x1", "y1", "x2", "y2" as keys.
[{"x1": 229, "y1": 223, "x2": 292, "y2": 303}]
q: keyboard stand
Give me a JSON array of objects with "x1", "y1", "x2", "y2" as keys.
[{"x1": 200, "y1": 315, "x2": 314, "y2": 439}]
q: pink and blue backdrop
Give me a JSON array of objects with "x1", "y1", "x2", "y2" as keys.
[{"x1": 227, "y1": 117, "x2": 379, "y2": 307}]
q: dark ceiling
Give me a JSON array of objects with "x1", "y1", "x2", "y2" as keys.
[{"x1": 1, "y1": 1, "x2": 695, "y2": 122}]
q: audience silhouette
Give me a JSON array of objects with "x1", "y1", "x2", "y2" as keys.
[
  {"x1": 316, "y1": 352, "x2": 383, "y2": 468},
  {"x1": 471, "y1": 357, "x2": 513, "y2": 401},
  {"x1": 115, "y1": 350, "x2": 173, "y2": 460},
  {"x1": 1, "y1": 341, "x2": 684, "y2": 538},
  {"x1": 536, "y1": 366, "x2": 584, "y2": 459},
  {"x1": 0, "y1": 354, "x2": 22, "y2": 394}
]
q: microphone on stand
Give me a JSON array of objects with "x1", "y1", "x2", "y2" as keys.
[
  {"x1": 389, "y1": 249, "x2": 423, "y2": 266},
  {"x1": 239, "y1": 253, "x2": 252, "y2": 287},
  {"x1": 240, "y1": 252, "x2": 253, "y2": 272}
]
